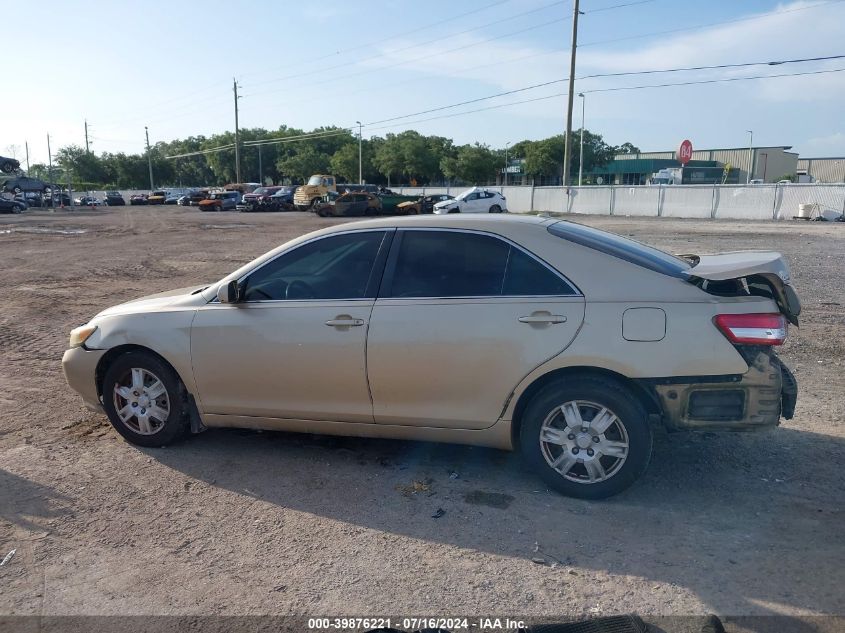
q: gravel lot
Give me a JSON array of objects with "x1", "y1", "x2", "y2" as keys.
[{"x1": 0, "y1": 206, "x2": 843, "y2": 630}]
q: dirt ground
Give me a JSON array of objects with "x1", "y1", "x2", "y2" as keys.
[{"x1": 0, "y1": 206, "x2": 843, "y2": 629}]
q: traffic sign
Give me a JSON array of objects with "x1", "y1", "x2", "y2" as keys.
[{"x1": 678, "y1": 139, "x2": 693, "y2": 165}]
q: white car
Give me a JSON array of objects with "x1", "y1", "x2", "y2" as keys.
[{"x1": 433, "y1": 187, "x2": 507, "y2": 214}]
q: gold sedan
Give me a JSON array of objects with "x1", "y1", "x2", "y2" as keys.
[{"x1": 63, "y1": 215, "x2": 799, "y2": 498}]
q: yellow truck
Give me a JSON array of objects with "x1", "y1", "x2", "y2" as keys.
[{"x1": 294, "y1": 174, "x2": 340, "y2": 210}]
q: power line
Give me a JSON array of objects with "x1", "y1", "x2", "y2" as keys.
[
  {"x1": 248, "y1": 0, "x2": 566, "y2": 89},
  {"x1": 579, "y1": 0, "x2": 844, "y2": 47},
  {"x1": 243, "y1": 15, "x2": 567, "y2": 98},
  {"x1": 585, "y1": 0, "x2": 657, "y2": 13},
  {"x1": 576, "y1": 53, "x2": 845, "y2": 80},
  {"x1": 582, "y1": 65, "x2": 845, "y2": 93},
  {"x1": 239, "y1": 0, "x2": 516, "y2": 81}
]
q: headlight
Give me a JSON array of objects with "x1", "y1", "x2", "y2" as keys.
[{"x1": 69, "y1": 324, "x2": 98, "y2": 348}]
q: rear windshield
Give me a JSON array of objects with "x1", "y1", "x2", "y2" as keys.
[{"x1": 548, "y1": 221, "x2": 691, "y2": 278}]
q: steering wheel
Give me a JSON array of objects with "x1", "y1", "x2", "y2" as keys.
[
  {"x1": 285, "y1": 280, "x2": 316, "y2": 300},
  {"x1": 247, "y1": 287, "x2": 273, "y2": 300}
]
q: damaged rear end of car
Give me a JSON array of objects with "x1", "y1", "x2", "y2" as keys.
[{"x1": 655, "y1": 250, "x2": 800, "y2": 432}]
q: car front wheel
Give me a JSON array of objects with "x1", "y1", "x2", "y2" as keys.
[
  {"x1": 102, "y1": 351, "x2": 191, "y2": 447},
  {"x1": 519, "y1": 376, "x2": 652, "y2": 499}
]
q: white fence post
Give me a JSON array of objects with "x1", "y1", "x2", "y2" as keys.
[
  {"x1": 609, "y1": 186, "x2": 615, "y2": 215},
  {"x1": 710, "y1": 184, "x2": 718, "y2": 219},
  {"x1": 530, "y1": 184, "x2": 535, "y2": 212}
]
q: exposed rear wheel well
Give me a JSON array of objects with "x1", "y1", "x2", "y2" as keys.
[{"x1": 510, "y1": 366, "x2": 662, "y2": 449}]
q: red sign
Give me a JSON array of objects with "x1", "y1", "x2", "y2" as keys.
[{"x1": 678, "y1": 139, "x2": 693, "y2": 165}]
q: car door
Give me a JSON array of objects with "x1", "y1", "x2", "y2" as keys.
[
  {"x1": 366, "y1": 229, "x2": 586, "y2": 429},
  {"x1": 190, "y1": 229, "x2": 391, "y2": 422},
  {"x1": 461, "y1": 192, "x2": 481, "y2": 213}
]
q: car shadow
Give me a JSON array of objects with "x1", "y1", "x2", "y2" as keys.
[
  {"x1": 0, "y1": 469, "x2": 71, "y2": 532},
  {"x1": 145, "y1": 425, "x2": 844, "y2": 625}
]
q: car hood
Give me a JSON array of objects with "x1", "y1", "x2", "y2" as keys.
[
  {"x1": 434, "y1": 199, "x2": 458, "y2": 208},
  {"x1": 94, "y1": 285, "x2": 208, "y2": 318},
  {"x1": 685, "y1": 250, "x2": 801, "y2": 325}
]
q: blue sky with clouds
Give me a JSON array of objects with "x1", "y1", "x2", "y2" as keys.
[{"x1": 4, "y1": 0, "x2": 845, "y2": 165}]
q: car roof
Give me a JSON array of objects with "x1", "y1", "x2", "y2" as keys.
[{"x1": 317, "y1": 213, "x2": 553, "y2": 232}]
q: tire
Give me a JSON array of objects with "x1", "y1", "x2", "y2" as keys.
[
  {"x1": 101, "y1": 351, "x2": 191, "y2": 448},
  {"x1": 489, "y1": 204, "x2": 502, "y2": 213},
  {"x1": 519, "y1": 376, "x2": 652, "y2": 499},
  {"x1": 12, "y1": 186, "x2": 22, "y2": 194}
]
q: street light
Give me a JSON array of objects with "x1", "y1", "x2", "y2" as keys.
[
  {"x1": 746, "y1": 130, "x2": 753, "y2": 184},
  {"x1": 504, "y1": 141, "x2": 511, "y2": 186},
  {"x1": 578, "y1": 93, "x2": 586, "y2": 187},
  {"x1": 356, "y1": 121, "x2": 363, "y2": 185}
]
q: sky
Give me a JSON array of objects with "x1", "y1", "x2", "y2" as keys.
[{"x1": 3, "y1": 0, "x2": 845, "y2": 166}]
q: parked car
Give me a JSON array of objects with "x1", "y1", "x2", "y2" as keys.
[
  {"x1": 103, "y1": 191, "x2": 125, "y2": 206},
  {"x1": 186, "y1": 190, "x2": 210, "y2": 206},
  {"x1": 2, "y1": 176, "x2": 48, "y2": 194},
  {"x1": 433, "y1": 187, "x2": 506, "y2": 214},
  {"x1": 397, "y1": 193, "x2": 455, "y2": 215},
  {"x1": 62, "y1": 215, "x2": 800, "y2": 498},
  {"x1": 129, "y1": 194, "x2": 148, "y2": 206},
  {"x1": 165, "y1": 193, "x2": 182, "y2": 204},
  {"x1": 0, "y1": 155, "x2": 20, "y2": 173},
  {"x1": 0, "y1": 196, "x2": 26, "y2": 213},
  {"x1": 315, "y1": 191, "x2": 382, "y2": 217},
  {"x1": 146, "y1": 190, "x2": 168, "y2": 205},
  {"x1": 177, "y1": 195, "x2": 191, "y2": 206},
  {"x1": 74, "y1": 196, "x2": 102, "y2": 206},
  {"x1": 266, "y1": 186, "x2": 296, "y2": 208},
  {"x1": 43, "y1": 192, "x2": 72, "y2": 207},
  {"x1": 15, "y1": 192, "x2": 41, "y2": 207},
  {"x1": 199, "y1": 191, "x2": 240, "y2": 212}
]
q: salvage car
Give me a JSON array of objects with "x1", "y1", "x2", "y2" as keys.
[
  {"x1": 103, "y1": 191, "x2": 126, "y2": 206},
  {"x1": 0, "y1": 196, "x2": 26, "y2": 213},
  {"x1": 146, "y1": 190, "x2": 168, "y2": 205},
  {"x1": 433, "y1": 187, "x2": 506, "y2": 214},
  {"x1": 315, "y1": 191, "x2": 381, "y2": 217},
  {"x1": 199, "y1": 191, "x2": 240, "y2": 212},
  {"x1": 62, "y1": 215, "x2": 800, "y2": 499},
  {"x1": 129, "y1": 194, "x2": 148, "y2": 206},
  {"x1": 2, "y1": 176, "x2": 48, "y2": 194},
  {"x1": 74, "y1": 196, "x2": 101, "y2": 206},
  {"x1": 186, "y1": 190, "x2": 210, "y2": 206},
  {"x1": 0, "y1": 155, "x2": 20, "y2": 173},
  {"x1": 397, "y1": 193, "x2": 455, "y2": 215},
  {"x1": 238, "y1": 186, "x2": 284, "y2": 211}
]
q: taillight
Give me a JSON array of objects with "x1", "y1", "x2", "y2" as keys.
[{"x1": 714, "y1": 313, "x2": 787, "y2": 345}]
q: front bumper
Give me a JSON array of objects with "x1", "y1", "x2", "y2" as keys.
[
  {"x1": 62, "y1": 346, "x2": 107, "y2": 412},
  {"x1": 648, "y1": 348, "x2": 796, "y2": 431}
]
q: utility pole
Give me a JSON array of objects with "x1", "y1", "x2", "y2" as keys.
[
  {"x1": 562, "y1": 0, "x2": 581, "y2": 188},
  {"x1": 258, "y1": 144, "x2": 263, "y2": 185},
  {"x1": 746, "y1": 130, "x2": 753, "y2": 184},
  {"x1": 356, "y1": 121, "x2": 363, "y2": 184},
  {"x1": 47, "y1": 134, "x2": 55, "y2": 210},
  {"x1": 84, "y1": 119, "x2": 90, "y2": 153},
  {"x1": 145, "y1": 126, "x2": 154, "y2": 190},
  {"x1": 578, "y1": 93, "x2": 585, "y2": 186},
  {"x1": 25, "y1": 142, "x2": 30, "y2": 172},
  {"x1": 504, "y1": 141, "x2": 511, "y2": 186},
  {"x1": 233, "y1": 78, "x2": 241, "y2": 184}
]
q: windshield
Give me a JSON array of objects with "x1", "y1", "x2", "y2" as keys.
[
  {"x1": 252, "y1": 187, "x2": 268, "y2": 195},
  {"x1": 455, "y1": 189, "x2": 476, "y2": 201},
  {"x1": 307, "y1": 175, "x2": 322, "y2": 186},
  {"x1": 548, "y1": 221, "x2": 691, "y2": 278}
]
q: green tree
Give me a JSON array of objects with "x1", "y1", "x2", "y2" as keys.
[
  {"x1": 615, "y1": 141, "x2": 640, "y2": 154},
  {"x1": 276, "y1": 145, "x2": 331, "y2": 182},
  {"x1": 330, "y1": 142, "x2": 367, "y2": 182},
  {"x1": 441, "y1": 143, "x2": 498, "y2": 184}
]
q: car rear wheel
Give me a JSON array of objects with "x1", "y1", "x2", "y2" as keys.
[
  {"x1": 519, "y1": 376, "x2": 652, "y2": 499},
  {"x1": 489, "y1": 204, "x2": 502, "y2": 213},
  {"x1": 102, "y1": 351, "x2": 191, "y2": 447}
]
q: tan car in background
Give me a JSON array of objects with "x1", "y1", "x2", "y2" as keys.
[{"x1": 62, "y1": 215, "x2": 800, "y2": 498}]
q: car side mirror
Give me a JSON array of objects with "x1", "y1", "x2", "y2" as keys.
[{"x1": 217, "y1": 280, "x2": 239, "y2": 303}]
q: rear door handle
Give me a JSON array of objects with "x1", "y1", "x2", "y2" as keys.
[
  {"x1": 325, "y1": 317, "x2": 365, "y2": 327},
  {"x1": 519, "y1": 314, "x2": 567, "y2": 324}
]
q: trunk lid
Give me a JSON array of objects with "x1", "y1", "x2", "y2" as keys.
[{"x1": 683, "y1": 251, "x2": 802, "y2": 325}]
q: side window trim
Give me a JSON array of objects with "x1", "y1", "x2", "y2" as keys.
[
  {"x1": 377, "y1": 228, "x2": 582, "y2": 300},
  {"x1": 233, "y1": 229, "x2": 393, "y2": 303}
]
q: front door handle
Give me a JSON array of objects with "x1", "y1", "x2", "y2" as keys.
[
  {"x1": 325, "y1": 317, "x2": 365, "y2": 327},
  {"x1": 518, "y1": 314, "x2": 567, "y2": 324}
]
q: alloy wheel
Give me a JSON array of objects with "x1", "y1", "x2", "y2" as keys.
[{"x1": 539, "y1": 400, "x2": 629, "y2": 484}]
